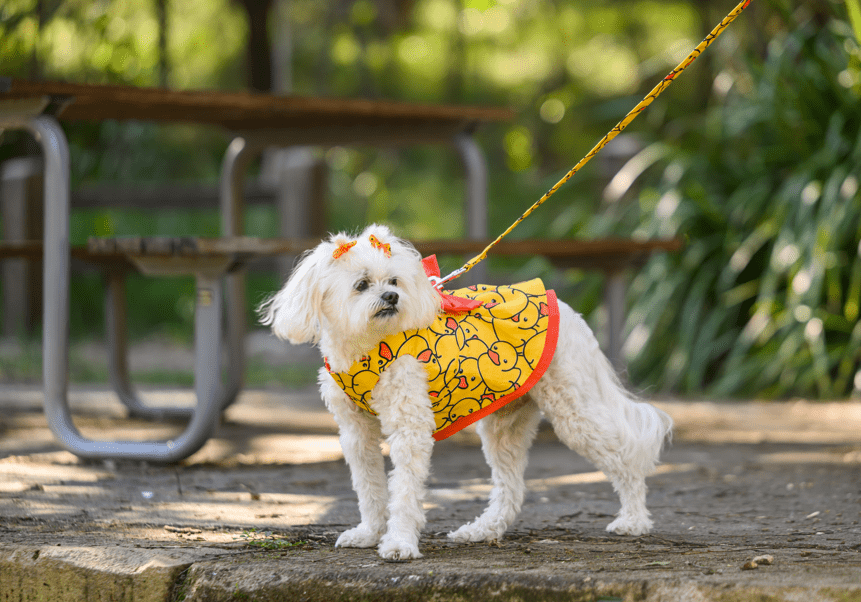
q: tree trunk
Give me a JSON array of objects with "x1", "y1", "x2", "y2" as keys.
[{"x1": 234, "y1": 0, "x2": 275, "y2": 92}]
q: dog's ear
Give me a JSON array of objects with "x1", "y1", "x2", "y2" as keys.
[{"x1": 258, "y1": 245, "x2": 328, "y2": 345}]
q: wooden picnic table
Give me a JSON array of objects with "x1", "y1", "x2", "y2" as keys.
[{"x1": 0, "y1": 78, "x2": 512, "y2": 462}]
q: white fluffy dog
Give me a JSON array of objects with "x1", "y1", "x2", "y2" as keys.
[{"x1": 260, "y1": 224, "x2": 672, "y2": 561}]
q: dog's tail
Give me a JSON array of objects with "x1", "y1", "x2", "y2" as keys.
[{"x1": 592, "y1": 348, "x2": 673, "y2": 475}]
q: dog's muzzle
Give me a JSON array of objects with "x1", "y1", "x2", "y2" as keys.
[{"x1": 375, "y1": 291, "x2": 399, "y2": 318}]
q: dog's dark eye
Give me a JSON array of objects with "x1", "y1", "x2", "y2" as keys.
[
  {"x1": 388, "y1": 278, "x2": 398, "y2": 286},
  {"x1": 355, "y1": 279, "x2": 369, "y2": 292}
]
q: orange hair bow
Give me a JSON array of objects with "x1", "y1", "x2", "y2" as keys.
[
  {"x1": 368, "y1": 235, "x2": 391, "y2": 258},
  {"x1": 333, "y1": 240, "x2": 357, "y2": 259}
]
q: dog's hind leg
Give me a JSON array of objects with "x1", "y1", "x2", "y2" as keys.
[
  {"x1": 372, "y1": 357, "x2": 436, "y2": 561},
  {"x1": 448, "y1": 398, "x2": 542, "y2": 543},
  {"x1": 603, "y1": 466, "x2": 652, "y2": 535},
  {"x1": 320, "y1": 371, "x2": 389, "y2": 549},
  {"x1": 531, "y1": 304, "x2": 671, "y2": 536},
  {"x1": 537, "y1": 401, "x2": 655, "y2": 535},
  {"x1": 537, "y1": 381, "x2": 667, "y2": 536}
]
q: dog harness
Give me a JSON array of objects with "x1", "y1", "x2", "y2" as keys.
[{"x1": 326, "y1": 266, "x2": 559, "y2": 440}]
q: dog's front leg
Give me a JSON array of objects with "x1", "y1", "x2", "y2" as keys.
[
  {"x1": 371, "y1": 357, "x2": 435, "y2": 561},
  {"x1": 448, "y1": 399, "x2": 542, "y2": 543},
  {"x1": 320, "y1": 371, "x2": 389, "y2": 548}
]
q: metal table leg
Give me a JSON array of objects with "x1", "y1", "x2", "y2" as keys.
[
  {"x1": 215, "y1": 133, "x2": 490, "y2": 404},
  {"x1": 105, "y1": 269, "x2": 194, "y2": 420},
  {"x1": 102, "y1": 136, "x2": 263, "y2": 419},
  {"x1": 454, "y1": 133, "x2": 488, "y2": 286},
  {"x1": 219, "y1": 136, "x2": 266, "y2": 410},
  {"x1": 11, "y1": 114, "x2": 224, "y2": 462},
  {"x1": 604, "y1": 270, "x2": 627, "y2": 371}
]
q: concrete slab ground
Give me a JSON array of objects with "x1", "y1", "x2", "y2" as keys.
[{"x1": 1, "y1": 385, "x2": 860, "y2": 601}]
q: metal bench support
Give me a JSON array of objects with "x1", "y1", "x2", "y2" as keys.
[
  {"x1": 216, "y1": 131, "x2": 492, "y2": 411},
  {"x1": 100, "y1": 136, "x2": 263, "y2": 420},
  {"x1": 219, "y1": 136, "x2": 266, "y2": 410},
  {"x1": 454, "y1": 133, "x2": 488, "y2": 286},
  {"x1": 104, "y1": 270, "x2": 195, "y2": 420},
  {"x1": 604, "y1": 271, "x2": 627, "y2": 370},
  {"x1": 0, "y1": 114, "x2": 223, "y2": 462}
]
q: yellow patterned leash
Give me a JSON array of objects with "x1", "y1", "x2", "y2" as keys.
[{"x1": 433, "y1": 0, "x2": 752, "y2": 288}]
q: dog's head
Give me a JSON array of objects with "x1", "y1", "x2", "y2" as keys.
[{"x1": 259, "y1": 224, "x2": 441, "y2": 370}]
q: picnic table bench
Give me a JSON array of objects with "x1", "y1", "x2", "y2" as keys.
[{"x1": 0, "y1": 78, "x2": 679, "y2": 463}]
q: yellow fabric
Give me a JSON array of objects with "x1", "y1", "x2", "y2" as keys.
[{"x1": 326, "y1": 279, "x2": 557, "y2": 438}]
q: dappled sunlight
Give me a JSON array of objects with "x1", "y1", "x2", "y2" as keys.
[
  {"x1": 0, "y1": 426, "x2": 59, "y2": 456},
  {"x1": 483, "y1": 45, "x2": 553, "y2": 88},
  {"x1": 657, "y1": 400, "x2": 861, "y2": 444},
  {"x1": 107, "y1": 496, "x2": 342, "y2": 528},
  {"x1": 1, "y1": 446, "x2": 349, "y2": 532},
  {"x1": 526, "y1": 462, "x2": 698, "y2": 492},
  {"x1": 188, "y1": 433, "x2": 344, "y2": 466},
  {"x1": 429, "y1": 462, "x2": 698, "y2": 502},
  {"x1": 758, "y1": 449, "x2": 861, "y2": 465},
  {"x1": 38, "y1": 485, "x2": 112, "y2": 497},
  {"x1": 0, "y1": 455, "x2": 113, "y2": 483},
  {"x1": 76, "y1": 424, "x2": 184, "y2": 443},
  {"x1": 567, "y1": 35, "x2": 639, "y2": 95}
]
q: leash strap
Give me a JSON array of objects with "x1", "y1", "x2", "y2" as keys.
[{"x1": 435, "y1": 0, "x2": 752, "y2": 288}]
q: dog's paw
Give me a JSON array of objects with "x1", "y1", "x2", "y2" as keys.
[
  {"x1": 335, "y1": 524, "x2": 384, "y2": 548},
  {"x1": 447, "y1": 520, "x2": 503, "y2": 543},
  {"x1": 378, "y1": 534, "x2": 422, "y2": 561},
  {"x1": 606, "y1": 515, "x2": 652, "y2": 536}
]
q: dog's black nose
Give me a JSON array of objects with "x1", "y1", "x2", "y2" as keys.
[{"x1": 381, "y1": 291, "x2": 399, "y2": 306}]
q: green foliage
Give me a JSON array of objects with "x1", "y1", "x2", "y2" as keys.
[
  {"x1": 846, "y1": 0, "x2": 861, "y2": 44},
  {"x1": 0, "y1": 0, "x2": 246, "y2": 87},
  {"x1": 2, "y1": 0, "x2": 709, "y2": 190},
  {"x1": 602, "y1": 7, "x2": 861, "y2": 398},
  {"x1": 3, "y1": 0, "x2": 861, "y2": 399}
]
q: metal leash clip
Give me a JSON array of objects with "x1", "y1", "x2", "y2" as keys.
[{"x1": 429, "y1": 267, "x2": 466, "y2": 291}]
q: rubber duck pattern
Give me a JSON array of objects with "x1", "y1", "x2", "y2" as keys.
[{"x1": 326, "y1": 279, "x2": 559, "y2": 440}]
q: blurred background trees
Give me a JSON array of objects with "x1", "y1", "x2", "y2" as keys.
[{"x1": 1, "y1": 0, "x2": 859, "y2": 398}]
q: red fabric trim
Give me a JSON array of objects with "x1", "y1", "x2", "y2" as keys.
[
  {"x1": 422, "y1": 255, "x2": 440, "y2": 278},
  {"x1": 432, "y1": 289, "x2": 561, "y2": 441},
  {"x1": 441, "y1": 294, "x2": 482, "y2": 313},
  {"x1": 422, "y1": 254, "x2": 482, "y2": 313}
]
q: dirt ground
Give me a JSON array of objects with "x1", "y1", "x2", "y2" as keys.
[{"x1": 1, "y1": 386, "x2": 860, "y2": 601}]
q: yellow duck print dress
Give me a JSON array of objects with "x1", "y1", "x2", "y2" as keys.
[{"x1": 327, "y1": 268, "x2": 560, "y2": 440}]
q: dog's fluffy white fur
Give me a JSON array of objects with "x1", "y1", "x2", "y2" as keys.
[{"x1": 260, "y1": 224, "x2": 672, "y2": 561}]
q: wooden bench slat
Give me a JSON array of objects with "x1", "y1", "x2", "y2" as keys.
[
  {"x1": 93, "y1": 236, "x2": 682, "y2": 273},
  {"x1": 0, "y1": 240, "x2": 134, "y2": 269},
  {"x1": 84, "y1": 236, "x2": 680, "y2": 256},
  {"x1": 3, "y1": 236, "x2": 681, "y2": 275},
  {"x1": 5, "y1": 237, "x2": 681, "y2": 257}
]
